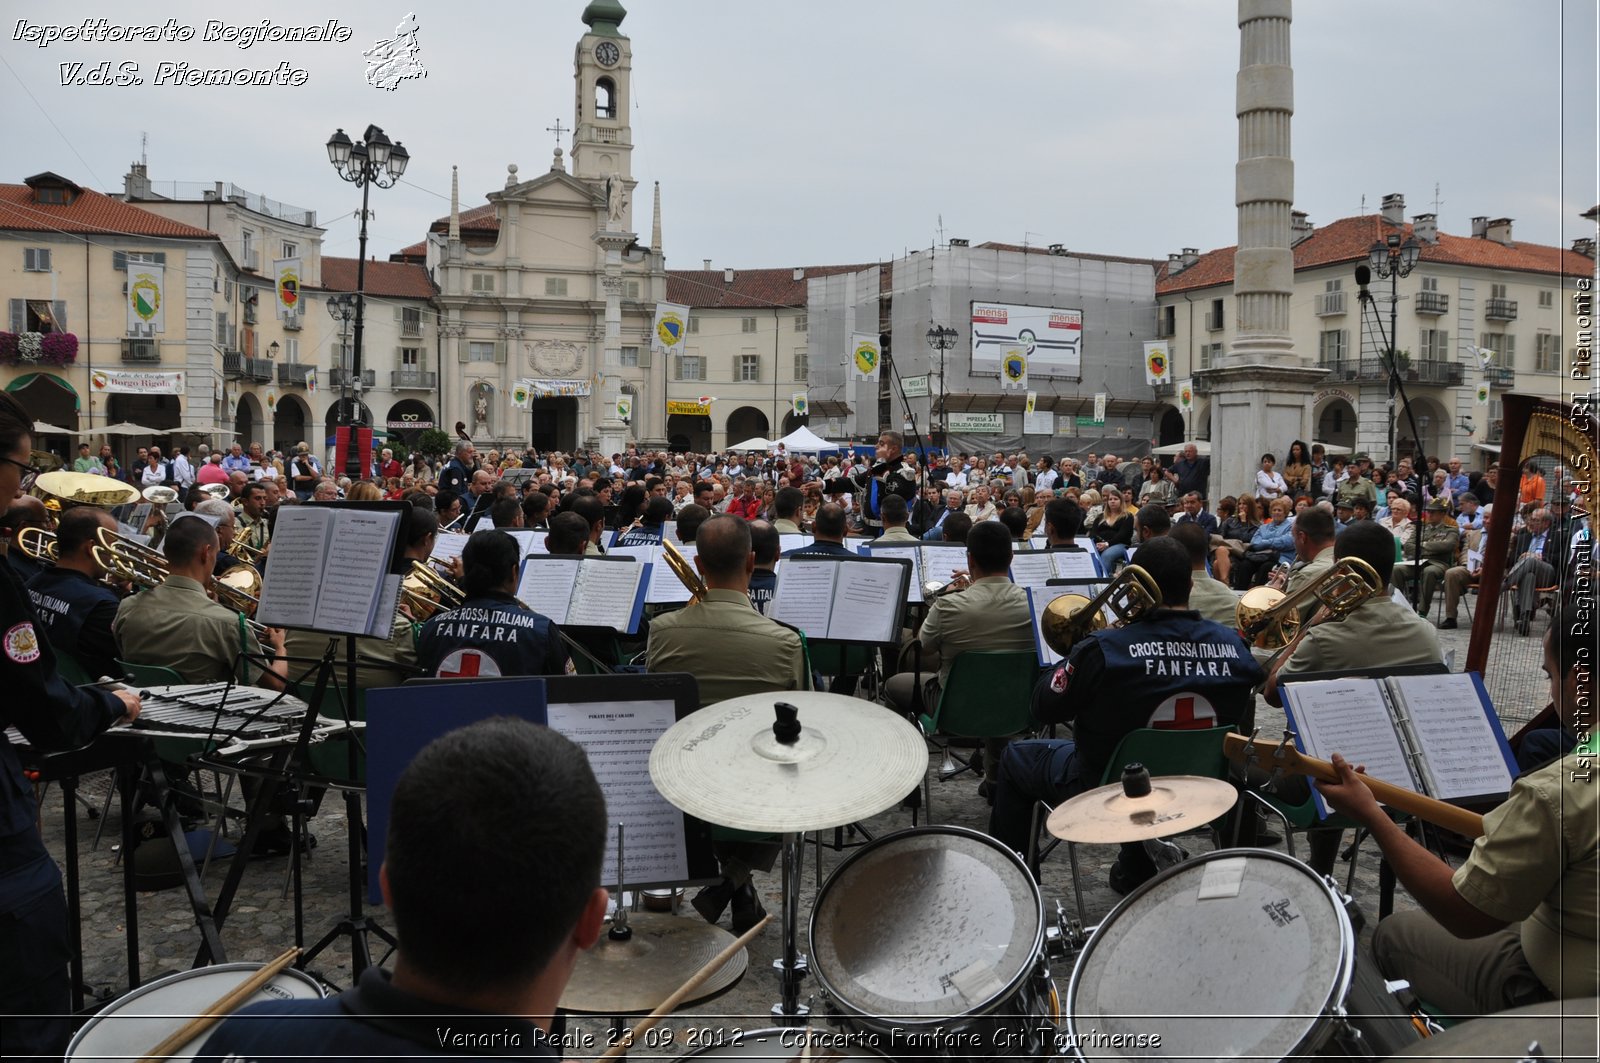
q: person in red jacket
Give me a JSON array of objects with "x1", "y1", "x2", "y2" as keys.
[{"x1": 725, "y1": 478, "x2": 763, "y2": 520}]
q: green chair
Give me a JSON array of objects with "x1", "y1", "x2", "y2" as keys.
[
  {"x1": 1028, "y1": 725, "x2": 1237, "y2": 923},
  {"x1": 54, "y1": 653, "x2": 93, "y2": 687},
  {"x1": 917, "y1": 650, "x2": 1040, "y2": 821}
]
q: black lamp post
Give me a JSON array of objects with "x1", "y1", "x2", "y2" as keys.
[
  {"x1": 326, "y1": 125, "x2": 409, "y2": 477},
  {"x1": 1368, "y1": 232, "x2": 1420, "y2": 465},
  {"x1": 925, "y1": 324, "x2": 957, "y2": 448}
]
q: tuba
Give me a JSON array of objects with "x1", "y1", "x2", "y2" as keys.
[
  {"x1": 32, "y1": 470, "x2": 140, "y2": 513},
  {"x1": 1235, "y1": 556, "x2": 1381, "y2": 649},
  {"x1": 1040, "y1": 564, "x2": 1161, "y2": 657},
  {"x1": 660, "y1": 539, "x2": 707, "y2": 604}
]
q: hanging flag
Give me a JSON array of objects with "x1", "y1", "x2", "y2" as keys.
[
  {"x1": 615, "y1": 395, "x2": 633, "y2": 422},
  {"x1": 224, "y1": 383, "x2": 238, "y2": 419},
  {"x1": 696, "y1": 394, "x2": 716, "y2": 407},
  {"x1": 127, "y1": 262, "x2": 165, "y2": 333},
  {"x1": 1476, "y1": 383, "x2": 1490, "y2": 407},
  {"x1": 275, "y1": 258, "x2": 302, "y2": 317},
  {"x1": 850, "y1": 333, "x2": 881, "y2": 382},
  {"x1": 1001, "y1": 349, "x2": 1028, "y2": 390},
  {"x1": 651, "y1": 302, "x2": 691, "y2": 356},
  {"x1": 511, "y1": 381, "x2": 531, "y2": 409},
  {"x1": 265, "y1": 387, "x2": 278, "y2": 413},
  {"x1": 792, "y1": 392, "x2": 809, "y2": 418},
  {"x1": 1093, "y1": 392, "x2": 1108, "y2": 422},
  {"x1": 1143, "y1": 342, "x2": 1171, "y2": 386},
  {"x1": 1025, "y1": 391, "x2": 1037, "y2": 415},
  {"x1": 304, "y1": 368, "x2": 318, "y2": 395},
  {"x1": 1177, "y1": 381, "x2": 1193, "y2": 412}
]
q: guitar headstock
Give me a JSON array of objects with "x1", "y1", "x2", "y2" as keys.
[{"x1": 1222, "y1": 729, "x2": 1314, "y2": 781}]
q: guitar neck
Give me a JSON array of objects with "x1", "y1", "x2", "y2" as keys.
[{"x1": 1224, "y1": 734, "x2": 1486, "y2": 839}]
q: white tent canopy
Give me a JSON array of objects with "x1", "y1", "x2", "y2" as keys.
[
  {"x1": 1152, "y1": 440, "x2": 1211, "y2": 457},
  {"x1": 775, "y1": 426, "x2": 840, "y2": 452},
  {"x1": 726, "y1": 436, "x2": 773, "y2": 452},
  {"x1": 1313, "y1": 440, "x2": 1353, "y2": 456}
]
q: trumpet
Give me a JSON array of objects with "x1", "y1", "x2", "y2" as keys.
[
  {"x1": 660, "y1": 539, "x2": 707, "y2": 604},
  {"x1": 17, "y1": 527, "x2": 58, "y2": 565},
  {"x1": 1040, "y1": 564, "x2": 1161, "y2": 657},
  {"x1": 1235, "y1": 556, "x2": 1381, "y2": 649},
  {"x1": 400, "y1": 559, "x2": 466, "y2": 620},
  {"x1": 923, "y1": 572, "x2": 972, "y2": 598}
]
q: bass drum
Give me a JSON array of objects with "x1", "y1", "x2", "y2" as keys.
[
  {"x1": 68, "y1": 962, "x2": 325, "y2": 1063},
  {"x1": 809, "y1": 826, "x2": 1058, "y2": 1059},
  {"x1": 1063, "y1": 848, "x2": 1421, "y2": 1061}
]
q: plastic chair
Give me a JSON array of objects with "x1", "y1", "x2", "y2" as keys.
[
  {"x1": 917, "y1": 650, "x2": 1040, "y2": 821},
  {"x1": 54, "y1": 653, "x2": 94, "y2": 687},
  {"x1": 807, "y1": 640, "x2": 879, "y2": 697},
  {"x1": 1028, "y1": 725, "x2": 1236, "y2": 923}
]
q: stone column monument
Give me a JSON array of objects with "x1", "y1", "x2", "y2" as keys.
[
  {"x1": 593, "y1": 175, "x2": 635, "y2": 457},
  {"x1": 1200, "y1": 0, "x2": 1323, "y2": 500}
]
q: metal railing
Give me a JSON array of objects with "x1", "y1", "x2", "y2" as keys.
[
  {"x1": 1484, "y1": 298, "x2": 1518, "y2": 321},
  {"x1": 1414, "y1": 291, "x2": 1449, "y2": 315},
  {"x1": 277, "y1": 362, "x2": 313, "y2": 386},
  {"x1": 391, "y1": 370, "x2": 437, "y2": 389},
  {"x1": 329, "y1": 367, "x2": 376, "y2": 388}
]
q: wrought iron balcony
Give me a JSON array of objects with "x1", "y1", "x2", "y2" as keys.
[
  {"x1": 222, "y1": 351, "x2": 243, "y2": 378},
  {"x1": 1413, "y1": 359, "x2": 1463, "y2": 386},
  {"x1": 391, "y1": 369, "x2": 437, "y2": 389},
  {"x1": 277, "y1": 362, "x2": 313, "y2": 386},
  {"x1": 245, "y1": 357, "x2": 273, "y2": 382},
  {"x1": 1151, "y1": 382, "x2": 1174, "y2": 398},
  {"x1": 1484, "y1": 366, "x2": 1516, "y2": 387},
  {"x1": 121, "y1": 338, "x2": 160, "y2": 363},
  {"x1": 1414, "y1": 291, "x2": 1449, "y2": 315},
  {"x1": 1484, "y1": 298, "x2": 1518, "y2": 321},
  {"x1": 329, "y1": 367, "x2": 376, "y2": 388}
]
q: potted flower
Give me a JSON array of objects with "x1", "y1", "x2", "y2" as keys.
[{"x1": 40, "y1": 332, "x2": 78, "y2": 366}]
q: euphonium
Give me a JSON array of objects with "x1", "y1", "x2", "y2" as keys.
[
  {"x1": 17, "y1": 527, "x2": 58, "y2": 565},
  {"x1": 1040, "y1": 564, "x2": 1161, "y2": 658},
  {"x1": 400, "y1": 559, "x2": 466, "y2": 620},
  {"x1": 1235, "y1": 556, "x2": 1382, "y2": 649},
  {"x1": 93, "y1": 525, "x2": 170, "y2": 589}
]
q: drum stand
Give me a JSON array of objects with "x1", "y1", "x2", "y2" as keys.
[{"x1": 773, "y1": 832, "x2": 809, "y2": 1022}]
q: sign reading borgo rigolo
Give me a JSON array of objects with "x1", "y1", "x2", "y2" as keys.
[{"x1": 970, "y1": 302, "x2": 1083, "y2": 378}]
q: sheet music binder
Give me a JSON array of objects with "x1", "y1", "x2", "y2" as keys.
[
  {"x1": 256, "y1": 500, "x2": 406, "y2": 638},
  {"x1": 768, "y1": 555, "x2": 910, "y2": 643},
  {"x1": 515, "y1": 555, "x2": 650, "y2": 633},
  {"x1": 1025, "y1": 578, "x2": 1107, "y2": 667},
  {"x1": 1280, "y1": 670, "x2": 1517, "y2": 818}
]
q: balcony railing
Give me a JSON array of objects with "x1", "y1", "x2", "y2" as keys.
[
  {"x1": 1487, "y1": 418, "x2": 1504, "y2": 443},
  {"x1": 1484, "y1": 298, "x2": 1518, "y2": 321},
  {"x1": 1150, "y1": 382, "x2": 1174, "y2": 398},
  {"x1": 391, "y1": 369, "x2": 437, "y2": 390},
  {"x1": 328, "y1": 367, "x2": 376, "y2": 388},
  {"x1": 277, "y1": 362, "x2": 313, "y2": 386},
  {"x1": 1414, "y1": 359, "x2": 1463, "y2": 386},
  {"x1": 245, "y1": 357, "x2": 273, "y2": 382},
  {"x1": 400, "y1": 319, "x2": 423, "y2": 337},
  {"x1": 223, "y1": 351, "x2": 244, "y2": 378},
  {"x1": 1315, "y1": 291, "x2": 1346, "y2": 316},
  {"x1": 121, "y1": 338, "x2": 159, "y2": 363},
  {"x1": 1414, "y1": 291, "x2": 1449, "y2": 315},
  {"x1": 1484, "y1": 365, "x2": 1516, "y2": 388},
  {"x1": 1192, "y1": 374, "x2": 1214, "y2": 395}
]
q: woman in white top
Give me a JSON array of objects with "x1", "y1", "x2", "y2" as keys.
[
  {"x1": 139, "y1": 450, "x2": 168, "y2": 488},
  {"x1": 945, "y1": 465, "x2": 969, "y2": 489},
  {"x1": 1254, "y1": 452, "x2": 1288, "y2": 501},
  {"x1": 1380, "y1": 496, "x2": 1414, "y2": 541}
]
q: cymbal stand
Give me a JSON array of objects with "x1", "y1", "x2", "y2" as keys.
[{"x1": 772, "y1": 831, "x2": 809, "y2": 1022}]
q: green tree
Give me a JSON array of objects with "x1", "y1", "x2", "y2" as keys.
[{"x1": 417, "y1": 428, "x2": 452, "y2": 459}]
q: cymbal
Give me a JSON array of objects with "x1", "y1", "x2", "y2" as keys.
[
  {"x1": 33, "y1": 470, "x2": 140, "y2": 508},
  {"x1": 649, "y1": 691, "x2": 927, "y2": 833},
  {"x1": 1046, "y1": 775, "x2": 1237, "y2": 843},
  {"x1": 560, "y1": 912, "x2": 746, "y2": 1014},
  {"x1": 1389, "y1": 997, "x2": 1597, "y2": 1059}
]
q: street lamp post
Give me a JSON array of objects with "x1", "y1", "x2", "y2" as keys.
[
  {"x1": 925, "y1": 324, "x2": 957, "y2": 448},
  {"x1": 326, "y1": 293, "x2": 356, "y2": 460},
  {"x1": 326, "y1": 125, "x2": 409, "y2": 477},
  {"x1": 1368, "y1": 232, "x2": 1420, "y2": 466}
]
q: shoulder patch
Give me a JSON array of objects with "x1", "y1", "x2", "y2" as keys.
[
  {"x1": 1050, "y1": 663, "x2": 1071, "y2": 693},
  {"x1": 4, "y1": 621, "x2": 42, "y2": 664}
]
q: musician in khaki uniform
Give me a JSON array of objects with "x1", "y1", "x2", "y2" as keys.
[
  {"x1": 646, "y1": 515, "x2": 808, "y2": 934},
  {"x1": 113, "y1": 515, "x2": 287, "y2": 687},
  {"x1": 1172, "y1": 524, "x2": 1236, "y2": 627},
  {"x1": 1277, "y1": 507, "x2": 1336, "y2": 624},
  {"x1": 1390, "y1": 497, "x2": 1461, "y2": 616}
]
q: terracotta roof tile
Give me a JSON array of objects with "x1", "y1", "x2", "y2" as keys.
[
  {"x1": 319, "y1": 257, "x2": 437, "y2": 300},
  {"x1": 666, "y1": 264, "x2": 876, "y2": 309},
  {"x1": 0, "y1": 183, "x2": 218, "y2": 239},
  {"x1": 1157, "y1": 214, "x2": 1593, "y2": 294},
  {"x1": 392, "y1": 202, "x2": 503, "y2": 262}
]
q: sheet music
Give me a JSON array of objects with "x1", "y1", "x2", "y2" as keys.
[
  {"x1": 1052, "y1": 550, "x2": 1101, "y2": 579},
  {"x1": 1031, "y1": 585, "x2": 1083, "y2": 666},
  {"x1": 1009, "y1": 552, "x2": 1057, "y2": 594},
  {"x1": 547, "y1": 698, "x2": 688, "y2": 885},
  {"x1": 430, "y1": 531, "x2": 469, "y2": 564},
  {"x1": 769, "y1": 561, "x2": 838, "y2": 637},
  {"x1": 371, "y1": 575, "x2": 400, "y2": 640},
  {"x1": 506, "y1": 529, "x2": 548, "y2": 556},
  {"x1": 661, "y1": 521, "x2": 683, "y2": 549},
  {"x1": 516, "y1": 558, "x2": 582, "y2": 624},
  {"x1": 919, "y1": 545, "x2": 969, "y2": 588},
  {"x1": 867, "y1": 545, "x2": 923, "y2": 602},
  {"x1": 1392, "y1": 674, "x2": 1514, "y2": 801},
  {"x1": 828, "y1": 562, "x2": 904, "y2": 643},
  {"x1": 569, "y1": 560, "x2": 647, "y2": 629},
  {"x1": 779, "y1": 533, "x2": 813, "y2": 554},
  {"x1": 655, "y1": 544, "x2": 696, "y2": 604},
  {"x1": 317, "y1": 509, "x2": 397, "y2": 634},
  {"x1": 1283, "y1": 679, "x2": 1417, "y2": 798},
  {"x1": 256, "y1": 506, "x2": 330, "y2": 629}
]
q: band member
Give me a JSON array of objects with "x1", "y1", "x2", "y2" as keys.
[
  {"x1": 1, "y1": 495, "x2": 50, "y2": 582},
  {"x1": 197, "y1": 719, "x2": 608, "y2": 1058},
  {"x1": 194, "y1": 499, "x2": 246, "y2": 575},
  {"x1": 781, "y1": 503, "x2": 853, "y2": 557},
  {"x1": 1317, "y1": 601, "x2": 1597, "y2": 1013},
  {"x1": 772, "y1": 487, "x2": 805, "y2": 534},
  {"x1": 874, "y1": 494, "x2": 920, "y2": 543},
  {"x1": 235, "y1": 481, "x2": 271, "y2": 556},
  {"x1": 746, "y1": 519, "x2": 780, "y2": 613},
  {"x1": 25, "y1": 507, "x2": 123, "y2": 678},
  {"x1": 1391, "y1": 497, "x2": 1460, "y2": 615},
  {"x1": 0, "y1": 392, "x2": 140, "y2": 1058},
  {"x1": 1170, "y1": 523, "x2": 1236, "y2": 627},
  {"x1": 416, "y1": 530, "x2": 569, "y2": 679},
  {"x1": 822, "y1": 430, "x2": 920, "y2": 537},
  {"x1": 615, "y1": 496, "x2": 674, "y2": 546},
  {"x1": 987, "y1": 537, "x2": 1264, "y2": 892}
]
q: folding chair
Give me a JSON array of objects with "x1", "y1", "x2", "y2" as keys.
[{"x1": 917, "y1": 650, "x2": 1040, "y2": 822}]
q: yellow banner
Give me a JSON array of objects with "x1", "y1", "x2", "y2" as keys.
[{"x1": 667, "y1": 401, "x2": 710, "y2": 416}]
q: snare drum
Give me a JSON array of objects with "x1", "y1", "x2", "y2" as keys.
[
  {"x1": 67, "y1": 962, "x2": 324, "y2": 1063},
  {"x1": 1064, "y1": 848, "x2": 1417, "y2": 1061},
  {"x1": 809, "y1": 826, "x2": 1057, "y2": 1058}
]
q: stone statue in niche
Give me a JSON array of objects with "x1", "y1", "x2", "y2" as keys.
[
  {"x1": 470, "y1": 381, "x2": 494, "y2": 433},
  {"x1": 606, "y1": 174, "x2": 628, "y2": 224}
]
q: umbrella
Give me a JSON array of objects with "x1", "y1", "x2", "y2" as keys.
[
  {"x1": 727, "y1": 436, "x2": 773, "y2": 451},
  {"x1": 170, "y1": 424, "x2": 240, "y2": 436},
  {"x1": 1151, "y1": 440, "x2": 1211, "y2": 456},
  {"x1": 775, "y1": 426, "x2": 841, "y2": 452},
  {"x1": 31, "y1": 421, "x2": 75, "y2": 434},
  {"x1": 98, "y1": 422, "x2": 166, "y2": 437},
  {"x1": 1313, "y1": 440, "x2": 1353, "y2": 456}
]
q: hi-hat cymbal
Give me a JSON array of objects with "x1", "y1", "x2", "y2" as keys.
[
  {"x1": 560, "y1": 912, "x2": 746, "y2": 1015},
  {"x1": 1389, "y1": 997, "x2": 1597, "y2": 1059},
  {"x1": 649, "y1": 691, "x2": 927, "y2": 833},
  {"x1": 32, "y1": 471, "x2": 140, "y2": 508},
  {"x1": 1046, "y1": 775, "x2": 1237, "y2": 843}
]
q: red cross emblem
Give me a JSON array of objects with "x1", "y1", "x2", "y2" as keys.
[
  {"x1": 1148, "y1": 692, "x2": 1216, "y2": 731},
  {"x1": 437, "y1": 649, "x2": 501, "y2": 680}
]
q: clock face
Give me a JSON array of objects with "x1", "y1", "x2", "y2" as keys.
[{"x1": 595, "y1": 41, "x2": 620, "y2": 67}]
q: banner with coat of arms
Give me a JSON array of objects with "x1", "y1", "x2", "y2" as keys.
[
  {"x1": 792, "y1": 392, "x2": 808, "y2": 418},
  {"x1": 1143, "y1": 342, "x2": 1171, "y2": 386},
  {"x1": 615, "y1": 395, "x2": 633, "y2": 423},
  {"x1": 127, "y1": 262, "x2": 165, "y2": 333},
  {"x1": 275, "y1": 258, "x2": 302, "y2": 318},
  {"x1": 850, "y1": 332, "x2": 880, "y2": 382},
  {"x1": 1001, "y1": 350, "x2": 1028, "y2": 390},
  {"x1": 651, "y1": 302, "x2": 690, "y2": 356},
  {"x1": 1177, "y1": 380, "x2": 1194, "y2": 412},
  {"x1": 511, "y1": 382, "x2": 531, "y2": 409},
  {"x1": 1476, "y1": 383, "x2": 1490, "y2": 407}
]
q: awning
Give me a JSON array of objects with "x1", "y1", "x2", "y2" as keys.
[
  {"x1": 5, "y1": 371, "x2": 80, "y2": 410},
  {"x1": 1473, "y1": 442, "x2": 1502, "y2": 454},
  {"x1": 809, "y1": 399, "x2": 853, "y2": 418}
]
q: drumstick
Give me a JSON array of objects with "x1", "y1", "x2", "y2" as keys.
[
  {"x1": 594, "y1": 914, "x2": 770, "y2": 1061},
  {"x1": 135, "y1": 947, "x2": 300, "y2": 1063}
]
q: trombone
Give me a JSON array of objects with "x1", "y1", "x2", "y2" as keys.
[
  {"x1": 1235, "y1": 556, "x2": 1381, "y2": 649},
  {"x1": 17, "y1": 527, "x2": 58, "y2": 565},
  {"x1": 1039, "y1": 564, "x2": 1161, "y2": 657}
]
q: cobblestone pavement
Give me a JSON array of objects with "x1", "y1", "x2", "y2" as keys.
[{"x1": 40, "y1": 618, "x2": 1542, "y2": 1057}]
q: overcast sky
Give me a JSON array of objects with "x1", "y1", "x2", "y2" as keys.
[{"x1": 4, "y1": 1, "x2": 1595, "y2": 270}]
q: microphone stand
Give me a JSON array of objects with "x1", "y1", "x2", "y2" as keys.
[
  {"x1": 880, "y1": 344, "x2": 930, "y2": 536},
  {"x1": 1356, "y1": 269, "x2": 1426, "y2": 610}
]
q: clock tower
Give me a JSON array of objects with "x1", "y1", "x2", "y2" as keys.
[{"x1": 571, "y1": 0, "x2": 634, "y2": 192}]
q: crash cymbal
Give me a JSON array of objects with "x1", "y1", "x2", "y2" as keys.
[
  {"x1": 1046, "y1": 774, "x2": 1237, "y2": 844},
  {"x1": 32, "y1": 470, "x2": 140, "y2": 508},
  {"x1": 649, "y1": 691, "x2": 927, "y2": 833},
  {"x1": 1389, "y1": 997, "x2": 1597, "y2": 1059},
  {"x1": 560, "y1": 912, "x2": 746, "y2": 1014}
]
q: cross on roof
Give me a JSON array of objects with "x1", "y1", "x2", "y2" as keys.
[{"x1": 545, "y1": 119, "x2": 569, "y2": 149}]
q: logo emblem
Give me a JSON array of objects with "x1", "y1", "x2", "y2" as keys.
[
  {"x1": 853, "y1": 342, "x2": 879, "y2": 376},
  {"x1": 1179, "y1": 383, "x2": 1194, "y2": 409},
  {"x1": 130, "y1": 273, "x2": 161, "y2": 322},
  {"x1": 4, "y1": 622, "x2": 41, "y2": 664},
  {"x1": 278, "y1": 268, "x2": 300, "y2": 309},
  {"x1": 1147, "y1": 348, "x2": 1168, "y2": 378},
  {"x1": 1002, "y1": 352, "x2": 1027, "y2": 384},
  {"x1": 364, "y1": 13, "x2": 427, "y2": 91},
  {"x1": 656, "y1": 312, "x2": 685, "y2": 349},
  {"x1": 438, "y1": 648, "x2": 500, "y2": 679}
]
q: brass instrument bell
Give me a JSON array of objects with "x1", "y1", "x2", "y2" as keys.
[
  {"x1": 1234, "y1": 556, "x2": 1382, "y2": 648},
  {"x1": 1040, "y1": 564, "x2": 1161, "y2": 657}
]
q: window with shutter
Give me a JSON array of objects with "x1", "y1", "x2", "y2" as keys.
[{"x1": 24, "y1": 248, "x2": 52, "y2": 272}]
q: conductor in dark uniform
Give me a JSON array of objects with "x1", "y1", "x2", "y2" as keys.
[
  {"x1": 823, "y1": 430, "x2": 920, "y2": 537},
  {"x1": 25, "y1": 506, "x2": 123, "y2": 678},
  {"x1": 417, "y1": 529, "x2": 570, "y2": 679},
  {"x1": 0, "y1": 392, "x2": 141, "y2": 1057}
]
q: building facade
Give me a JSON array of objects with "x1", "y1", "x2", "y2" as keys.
[{"x1": 1158, "y1": 195, "x2": 1596, "y2": 471}]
